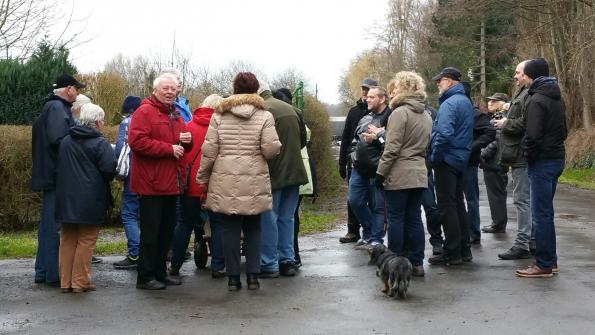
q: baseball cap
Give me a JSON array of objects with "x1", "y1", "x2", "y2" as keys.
[
  {"x1": 53, "y1": 74, "x2": 86, "y2": 89},
  {"x1": 486, "y1": 93, "x2": 510, "y2": 102},
  {"x1": 431, "y1": 67, "x2": 462, "y2": 82},
  {"x1": 361, "y1": 78, "x2": 378, "y2": 89}
]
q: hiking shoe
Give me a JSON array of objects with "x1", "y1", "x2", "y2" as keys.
[
  {"x1": 136, "y1": 280, "x2": 166, "y2": 290},
  {"x1": 481, "y1": 225, "x2": 506, "y2": 233},
  {"x1": 211, "y1": 270, "x2": 226, "y2": 278},
  {"x1": 412, "y1": 265, "x2": 425, "y2": 277},
  {"x1": 462, "y1": 249, "x2": 473, "y2": 262},
  {"x1": 516, "y1": 264, "x2": 554, "y2": 278},
  {"x1": 169, "y1": 263, "x2": 181, "y2": 276},
  {"x1": 552, "y1": 262, "x2": 559, "y2": 274},
  {"x1": 259, "y1": 270, "x2": 280, "y2": 279},
  {"x1": 91, "y1": 256, "x2": 103, "y2": 264},
  {"x1": 432, "y1": 244, "x2": 443, "y2": 256},
  {"x1": 279, "y1": 262, "x2": 297, "y2": 277},
  {"x1": 498, "y1": 246, "x2": 531, "y2": 260},
  {"x1": 113, "y1": 256, "x2": 138, "y2": 269},
  {"x1": 353, "y1": 239, "x2": 370, "y2": 250},
  {"x1": 428, "y1": 254, "x2": 462, "y2": 266},
  {"x1": 470, "y1": 236, "x2": 481, "y2": 245},
  {"x1": 339, "y1": 232, "x2": 360, "y2": 243}
]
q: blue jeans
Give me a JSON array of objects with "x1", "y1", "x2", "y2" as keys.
[
  {"x1": 34, "y1": 190, "x2": 60, "y2": 283},
  {"x1": 170, "y1": 196, "x2": 206, "y2": 267},
  {"x1": 385, "y1": 188, "x2": 425, "y2": 266},
  {"x1": 528, "y1": 159, "x2": 564, "y2": 269},
  {"x1": 208, "y1": 211, "x2": 225, "y2": 272},
  {"x1": 260, "y1": 186, "x2": 300, "y2": 271},
  {"x1": 121, "y1": 178, "x2": 140, "y2": 257},
  {"x1": 421, "y1": 171, "x2": 442, "y2": 247},
  {"x1": 463, "y1": 165, "x2": 480, "y2": 240},
  {"x1": 348, "y1": 169, "x2": 385, "y2": 244}
]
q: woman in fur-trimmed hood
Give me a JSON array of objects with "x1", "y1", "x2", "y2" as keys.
[
  {"x1": 377, "y1": 71, "x2": 432, "y2": 275},
  {"x1": 196, "y1": 72, "x2": 281, "y2": 291}
]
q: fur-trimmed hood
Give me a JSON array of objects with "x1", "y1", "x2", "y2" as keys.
[
  {"x1": 389, "y1": 94, "x2": 426, "y2": 113},
  {"x1": 217, "y1": 94, "x2": 267, "y2": 119}
]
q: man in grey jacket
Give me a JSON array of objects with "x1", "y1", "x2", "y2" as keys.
[{"x1": 491, "y1": 60, "x2": 533, "y2": 260}]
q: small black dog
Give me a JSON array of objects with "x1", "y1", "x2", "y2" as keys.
[{"x1": 369, "y1": 244, "x2": 413, "y2": 299}]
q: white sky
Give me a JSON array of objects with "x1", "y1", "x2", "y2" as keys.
[{"x1": 61, "y1": 0, "x2": 388, "y2": 104}]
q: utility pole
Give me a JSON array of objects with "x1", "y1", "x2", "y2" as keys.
[{"x1": 171, "y1": 32, "x2": 176, "y2": 68}]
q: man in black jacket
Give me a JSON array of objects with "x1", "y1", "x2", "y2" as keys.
[
  {"x1": 338, "y1": 78, "x2": 377, "y2": 243},
  {"x1": 31, "y1": 74, "x2": 86, "y2": 286},
  {"x1": 516, "y1": 58, "x2": 566, "y2": 278}
]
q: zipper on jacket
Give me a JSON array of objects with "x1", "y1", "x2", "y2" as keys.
[{"x1": 168, "y1": 107, "x2": 181, "y2": 192}]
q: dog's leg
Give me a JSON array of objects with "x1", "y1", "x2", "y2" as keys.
[{"x1": 381, "y1": 278, "x2": 389, "y2": 294}]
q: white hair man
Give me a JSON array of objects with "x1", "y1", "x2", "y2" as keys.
[
  {"x1": 160, "y1": 68, "x2": 192, "y2": 122},
  {"x1": 31, "y1": 73, "x2": 86, "y2": 287}
]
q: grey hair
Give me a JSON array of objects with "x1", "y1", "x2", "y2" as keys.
[
  {"x1": 72, "y1": 94, "x2": 91, "y2": 111},
  {"x1": 369, "y1": 86, "x2": 388, "y2": 100},
  {"x1": 53, "y1": 87, "x2": 67, "y2": 95},
  {"x1": 257, "y1": 80, "x2": 271, "y2": 95},
  {"x1": 201, "y1": 94, "x2": 223, "y2": 108},
  {"x1": 78, "y1": 103, "x2": 105, "y2": 128},
  {"x1": 153, "y1": 73, "x2": 179, "y2": 89},
  {"x1": 160, "y1": 68, "x2": 181, "y2": 80}
]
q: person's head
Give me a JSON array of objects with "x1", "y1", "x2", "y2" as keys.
[
  {"x1": 366, "y1": 86, "x2": 388, "y2": 113},
  {"x1": 78, "y1": 103, "x2": 105, "y2": 129},
  {"x1": 391, "y1": 71, "x2": 427, "y2": 101},
  {"x1": 201, "y1": 94, "x2": 223, "y2": 108},
  {"x1": 152, "y1": 73, "x2": 178, "y2": 105},
  {"x1": 257, "y1": 80, "x2": 271, "y2": 95},
  {"x1": 233, "y1": 72, "x2": 260, "y2": 94},
  {"x1": 71, "y1": 94, "x2": 91, "y2": 119},
  {"x1": 432, "y1": 67, "x2": 461, "y2": 95},
  {"x1": 513, "y1": 60, "x2": 532, "y2": 88},
  {"x1": 523, "y1": 58, "x2": 549, "y2": 84},
  {"x1": 121, "y1": 95, "x2": 142, "y2": 115},
  {"x1": 160, "y1": 68, "x2": 183, "y2": 95},
  {"x1": 486, "y1": 93, "x2": 509, "y2": 113},
  {"x1": 387, "y1": 79, "x2": 397, "y2": 99},
  {"x1": 273, "y1": 87, "x2": 293, "y2": 104},
  {"x1": 360, "y1": 78, "x2": 378, "y2": 101},
  {"x1": 53, "y1": 73, "x2": 86, "y2": 103}
]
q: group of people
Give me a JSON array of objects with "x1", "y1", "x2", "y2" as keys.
[
  {"x1": 338, "y1": 58, "x2": 567, "y2": 278},
  {"x1": 31, "y1": 70, "x2": 314, "y2": 292}
]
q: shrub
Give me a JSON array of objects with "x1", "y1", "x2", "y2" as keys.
[{"x1": 565, "y1": 129, "x2": 595, "y2": 169}]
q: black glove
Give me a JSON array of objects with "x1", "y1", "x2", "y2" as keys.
[
  {"x1": 374, "y1": 174, "x2": 385, "y2": 188},
  {"x1": 339, "y1": 164, "x2": 347, "y2": 179}
]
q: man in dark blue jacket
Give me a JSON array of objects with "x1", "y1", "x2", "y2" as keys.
[
  {"x1": 427, "y1": 68, "x2": 474, "y2": 266},
  {"x1": 31, "y1": 74, "x2": 86, "y2": 286}
]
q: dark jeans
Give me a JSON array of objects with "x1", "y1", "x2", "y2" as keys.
[
  {"x1": 385, "y1": 188, "x2": 425, "y2": 266},
  {"x1": 35, "y1": 190, "x2": 60, "y2": 283},
  {"x1": 346, "y1": 166, "x2": 361, "y2": 236},
  {"x1": 220, "y1": 214, "x2": 261, "y2": 276},
  {"x1": 421, "y1": 171, "x2": 442, "y2": 247},
  {"x1": 170, "y1": 196, "x2": 206, "y2": 268},
  {"x1": 463, "y1": 165, "x2": 480, "y2": 240},
  {"x1": 483, "y1": 168, "x2": 508, "y2": 228},
  {"x1": 293, "y1": 196, "x2": 303, "y2": 263},
  {"x1": 208, "y1": 211, "x2": 225, "y2": 272},
  {"x1": 433, "y1": 162, "x2": 470, "y2": 258},
  {"x1": 121, "y1": 178, "x2": 140, "y2": 257},
  {"x1": 528, "y1": 159, "x2": 564, "y2": 269},
  {"x1": 137, "y1": 195, "x2": 177, "y2": 284}
]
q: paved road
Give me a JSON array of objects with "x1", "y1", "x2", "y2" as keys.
[{"x1": 1, "y1": 183, "x2": 595, "y2": 334}]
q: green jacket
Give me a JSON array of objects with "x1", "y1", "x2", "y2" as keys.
[
  {"x1": 260, "y1": 91, "x2": 308, "y2": 190},
  {"x1": 498, "y1": 87, "x2": 528, "y2": 167}
]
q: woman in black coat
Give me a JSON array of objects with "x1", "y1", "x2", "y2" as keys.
[{"x1": 55, "y1": 103, "x2": 116, "y2": 293}]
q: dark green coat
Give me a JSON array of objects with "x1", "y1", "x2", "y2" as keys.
[
  {"x1": 497, "y1": 87, "x2": 528, "y2": 168},
  {"x1": 260, "y1": 91, "x2": 308, "y2": 190}
]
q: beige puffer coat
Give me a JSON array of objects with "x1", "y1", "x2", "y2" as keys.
[
  {"x1": 196, "y1": 94, "x2": 281, "y2": 215},
  {"x1": 377, "y1": 95, "x2": 432, "y2": 190}
]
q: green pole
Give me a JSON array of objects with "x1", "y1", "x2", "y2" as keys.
[{"x1": 293, "y1": 81, "x2": 304, "y2": 110}]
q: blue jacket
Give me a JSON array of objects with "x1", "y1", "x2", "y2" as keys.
[
  {"x1": 429, "y1": 83, "x2": 474, "y2": 173},
  {"x1": 174, "y1": 96, "x2": 192, "y2": 123}
]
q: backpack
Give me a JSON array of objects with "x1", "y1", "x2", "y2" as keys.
[{"x1": 115, "y1": 123, "x2": 131, "y2": 181}]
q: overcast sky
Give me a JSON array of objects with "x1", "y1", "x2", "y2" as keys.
[{"x1": 61, "y1": 0, "x2": 387, "y2": 103}]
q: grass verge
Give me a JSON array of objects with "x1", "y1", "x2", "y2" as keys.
[{"x1": 559, "y1": 168, "x2": 595, "y2": 190}]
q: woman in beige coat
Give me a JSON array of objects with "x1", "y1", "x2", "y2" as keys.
[
  {"x1": 376, "y1": 71, "x2": 433, "y2": 277},
  {"x1": 196, "y1": 72, "x2": 281, "y2": 291}
]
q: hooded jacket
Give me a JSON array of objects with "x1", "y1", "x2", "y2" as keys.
[
  {"x1": 498, "y1": 87, "x2": 529, "y2": 167},
  {"x1": 184, "y1": 107, "x2": 214, "y2": 197},
  {"x1": 377, "y1": 95, "x2": 432, "y2": 190},
  {"x1": 31, "y1": 94, "x2": 75, "y2": 191},
  {"x1": 128, "y1": 95, "x2": 187, "y2": 196},
  {"x1": 55, "y1": 125, "x2": 116, "y2": 224},
  {"x1": 339, "y1": 98, "x2": 368, "y2": 168},
  {"x1": 196, "y1": 94, "x2": 281, "y2": 215},
  {"x1": 523, "y1": 77, "x2": 567, "y2": 162},
  {"x1": 428, "y1": 83, "x2": 474, "y2": 173}
]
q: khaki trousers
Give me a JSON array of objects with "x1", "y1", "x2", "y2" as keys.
[{"x1": 59, "y1": 223, "x2": 100, "y2": 289}]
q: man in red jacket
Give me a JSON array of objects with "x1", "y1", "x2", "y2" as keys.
[{"x1": 128, "y1": 73, "x2": 192, "y2": 290}]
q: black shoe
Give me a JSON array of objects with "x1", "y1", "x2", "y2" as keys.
[
  {"x1": 211, "y1": 270, "x2": 226, "y2": 279},
  {"x1": 184, "y1": 251, "x2": 192, "y2": 261},
  {"x1": 339, "y1": 232, "x2": 360, "y2": 243},
  {"x1": 246, "y1": 273, "x2": 260, "y2": 290},
  {"x1": 294, "y1": 260, "x2": 302, "y2": 268},
  {"x1": 113, "y1": 256, "x2": 138, "y2": 269},
  {"x1": 34, "y1": 278, "x2": 45, "y2": 284},
  {"x1": 259, "y1": 270, "x2": 280, "y2": 278},
  {"x1": 432, "y1": 244, "x2": 443, "y2": 255},
  {"x1": 462, "y1": 249, "x2": 473, "y2": 262},
  {"x1": 279, "y1": 262, "x2": 296, "y2": 277},
  {"x1": 136, "y1": 279, "x2": 166, "y2": 290},
  {"x1": 161, "y1": 276, "x2": 182, "y2": 286},
  {"x1": 45, "y1": 281, "x2": 60, "y2": 287},
  {"x1": 530, "y1": 247, "x2": 536, "y2": 256},
  {"x1": 481, "y1": 225, "x2": 505, "y2": 233},
  {"x1": 91, "y1": 256, "x2": 103, "y2": 264},
  {"x1": 498, "y1": 246, "x2": 532, "y2": 260},
  {"x1": 470, "y1": 236, "x2": 481, "y2": 245},
  {"x1": 169, "y1": 263, "x2": 181, "y2": 276},
  {"x1": 228, "y1": 276, "x2": 241, "y2": 291},
  {"x1": 428, "y1": 253, "x2": 462, "y2": 266}
]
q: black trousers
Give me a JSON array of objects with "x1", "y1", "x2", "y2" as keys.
[
  {"x1": 483, "y1": 169, "x2": 508, "y2": 228},
  {"x1": 220, "y1": 214, "x2": 261, "y2": 277},
  {"x1": 293, "y1": 196, "x2": 303, "y2": 263},
  {"x1": 137, "y1": 195, "x2": 177, "y2": 284},
  {"x1": 346, "y1": 166, "x2": 361, "y2": 236},
  {"x1": 433, "y1": 162, "x2": 469, "y2": 258}
]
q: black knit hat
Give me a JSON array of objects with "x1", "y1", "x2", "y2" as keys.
[
  {"x1": 121, "y1": 95, "x2": 141, "y2": 114},
  {"x1": 524, "y1": 58, "x2": 549, "y2": 80}
]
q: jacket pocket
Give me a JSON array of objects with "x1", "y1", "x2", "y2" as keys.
[{"x1": 499, "y1": 141, "x2": 520, "y2": 164}]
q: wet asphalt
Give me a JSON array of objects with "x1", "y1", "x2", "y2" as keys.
[{"x1": 1, "y1": 183, "x2": 595, "y2": 334}]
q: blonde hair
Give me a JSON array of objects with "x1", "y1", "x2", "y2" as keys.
[
  {"x1": 387, "y1": 79, "x2": 397, "y2": 96},
  {"x1": 201, "y1": 94, "x2": 223, "y2": 108},
  {"x1": 79, "y1": 103, "x2": 105, "y2": 128},
  {"x1": 392, "y1": 71, "x2": 427, "y2": 102}
]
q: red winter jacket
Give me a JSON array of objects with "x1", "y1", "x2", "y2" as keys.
[
  {"x1": 128, "y1": 95, "x2": 187, "y2": 196},
  {"x1": 184, "y1": 107, "x2": 214, "y2": 197}
]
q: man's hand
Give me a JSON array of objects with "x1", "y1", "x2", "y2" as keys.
[
  {"x1": 172, "y1": 145, "x2": 184, "y2": 159},
  {"x1": 374, "y1": 174, "x2": 385, "y2": 188},
  {"x1": 362, "y1": 132, "x2": 377, "y2": 143},
  {"x1": 179, "y1": 132, "x2": 192, "y2": 144},
  {"x1": 367, "y1": 124, "x2": 384, "y2": 135},
  {"x1": 339, "y1": 164, "x2": 347, "y2": 179},
  {"x1": 492, "y1": 117, "x2": 507, "y2": 129}
]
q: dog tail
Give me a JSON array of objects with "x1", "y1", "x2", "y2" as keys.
[{"x1": 397, "y1": 278, "x2": 408, "y2": 299}]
